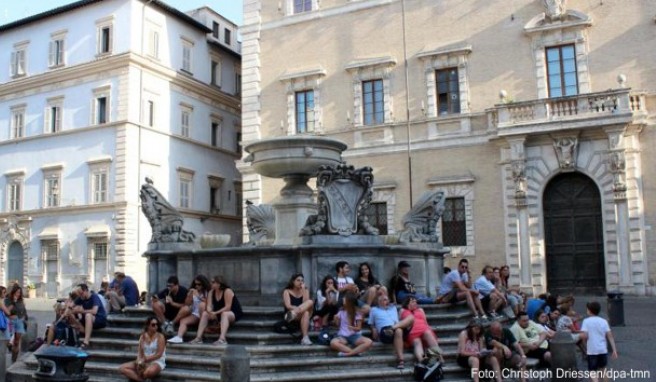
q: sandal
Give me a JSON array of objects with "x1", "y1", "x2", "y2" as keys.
[
  {"x1": 188, "y1": 338, "x2": 203, "y2": 344},
  {"x1": 213, "y1": 338, "x2": 227, "y2": 346},
  {"x1": 79, "y1": 341, "x2": 89, "y2": 349},
  {"x1": 396, "y1": 359, "x2": 405, "y2": 369}
]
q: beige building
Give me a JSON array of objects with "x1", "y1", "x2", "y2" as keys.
[{"x1": 240, "y1": 0, "x2": 656, "y2": 296}]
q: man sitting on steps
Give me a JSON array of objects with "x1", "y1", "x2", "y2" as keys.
[
  {"x1": 368, "y1": 294, "x2": 414, "y2": 369},
  {"x1": 151, "y1": 275, "x2": 188, "y2": 335},
  {"x1": 436, "y1": 259, "x2": 487, "y2": 320}
]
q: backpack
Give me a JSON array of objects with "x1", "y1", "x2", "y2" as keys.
[
  {"x1": 54, "y1": 321, "x2": 78, "y2": 346},
  {"x1": 413, "y1": 359, "x2": 444, "y2": 382},
  {"x1": 316, "y1": 327, "x2": 334, "y2": 346}
]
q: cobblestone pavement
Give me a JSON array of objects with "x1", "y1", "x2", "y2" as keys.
[{"x1": 5, "y1": 296, "x2": 656, "y2": 381}]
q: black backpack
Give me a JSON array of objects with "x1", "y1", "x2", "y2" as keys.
[
  {"x1": 54, "y1": 321, "x2": 78, "y2": 346},
  {"x1": 414, "y1": 359, "x2": 443, "y2": 382}
]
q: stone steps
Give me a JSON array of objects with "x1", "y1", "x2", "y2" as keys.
[{"x1": 8, "y1": 302, "x2": 487, "y2": 382}]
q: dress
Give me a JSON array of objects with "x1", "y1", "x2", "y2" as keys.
[
  {"x1": 142, "y1": 334, "x2": 166, "y2": 370},
  {"x1": 210, "y1": 288, "x2": 243, "y2": 321},
  {"x1": 400, "y1": 308, "x2": 436, "y2": 346},
  {"x1": 190, "y1": 291, "x2": 207, "y2": 318}
]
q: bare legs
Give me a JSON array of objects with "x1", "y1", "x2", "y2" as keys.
[
  {"x1": 330, "y1": 336, "x2": 373, "y2": 356},
  {"x1": 193, "y1": 311, "x2": 236, "y2": 344},
  {"x1": 288, "y1": 299, "x2": 314, "y2": 341},
  {"x1": 457, "y1": 290, "x2": 486, "y2": 317},
  {"x1": 119, "y1": 360, "x2": 162, "y2": 382}
]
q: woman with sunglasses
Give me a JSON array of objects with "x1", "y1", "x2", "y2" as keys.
[
  {"x1": 119, "y1": 315, "x2": 166, "y2": 381},
  {"x1": 167, "y1": 274, "x2": 210, "y2": 343},
  {"x1": 190, "y1": 275, "x2": 243, "y2": 345},
  {"x1": 282, "y1": 273, "x2": 314, "y2": 345}
]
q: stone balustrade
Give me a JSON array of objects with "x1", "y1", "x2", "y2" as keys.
[{"x1": 488, "y1": 89, "x2": 647, "y2": 133}]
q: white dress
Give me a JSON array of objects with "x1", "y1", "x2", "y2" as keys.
[{"x1": 142, "y1": 335, "x2": 166, "y2": 370}]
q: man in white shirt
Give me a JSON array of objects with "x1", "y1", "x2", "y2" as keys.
[
  {"x1": 579, "y1": 301, "x2": 618, "y2": 382},
  {"x1": 474, "y1": 265, "x2": 507, "y2": 317},
  {"x1": 437, "y1": 259, "x2": 486, "y2": 319}
]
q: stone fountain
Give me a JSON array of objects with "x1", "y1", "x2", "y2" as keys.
[{"x1": 143, "y1": 136, "x2": 449, "y2": 305}]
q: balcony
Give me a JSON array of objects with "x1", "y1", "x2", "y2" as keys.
[{"x1": 488, "y1": 89, "x2": 647, "y2": 137}]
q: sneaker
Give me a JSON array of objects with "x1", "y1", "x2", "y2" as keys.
[
  {"x1": 164, "y1": 324, "x2": 175, "y2": 336},
  {"x1": 167, "y1": 336, "x2": 183, "y2": 344},
  {"x1": 300, "y1": 336, "x2": 312, "y2": 346},
  {"x1": 337, "y1": 352, "x2": 348, "y2": 357}
]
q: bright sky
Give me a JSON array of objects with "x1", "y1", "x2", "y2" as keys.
[{"x1": 0, "y1": 0, "x2": 243, "y2": 26}]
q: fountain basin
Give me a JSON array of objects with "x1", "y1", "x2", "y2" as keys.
[{"x1": 244, "y1": 136, "x2": 347, "y2": 178}]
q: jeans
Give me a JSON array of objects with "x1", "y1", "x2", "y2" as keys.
[{"x1": 397, "y1": 290, "x2": 434, "y2": 305}]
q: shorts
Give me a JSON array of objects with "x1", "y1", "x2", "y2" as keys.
[
  {"x1": 339, "y1": 333, "x2": 362, "y2": 347},
  {"x1": 10, "y1": 318, "x2": 26, "y2": 334},
  {"x1": 78, "y1": 314, "x2": 107, "y2": 330},
  {"x1": 587, "y1": 354, "x2": 608, "y2": 371},
  {"x1": 457, "y1": 355, "x2": 472, "y2": 369},
  {"x1": 436, "y1": 289, "x2": 457, "y2": 304},
  {"x1": 526, "y1": 347, "x2": 550, "y2": 367},
  {"x1": 378, "y1": 326, "x2": 409, "y2": 344}
]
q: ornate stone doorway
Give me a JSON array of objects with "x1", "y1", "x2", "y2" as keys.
[
  {"x1": 7, "y1": 241, "x2": 24, "y2": 286},
  {"x1": 543, "y1": 173, "x2": 606, "y2": 294}
]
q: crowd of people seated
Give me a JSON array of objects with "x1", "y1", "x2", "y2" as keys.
[{"x1": 27, "y1": 259, "x2": 617, "y2": 382}]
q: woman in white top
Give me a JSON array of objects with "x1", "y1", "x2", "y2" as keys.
[
  {"x1": 119, "y1": 315, "x2": 166, "y2": 382},
  {"x1": 168, "y1": 275, "x2": 210, "y2": 343}
]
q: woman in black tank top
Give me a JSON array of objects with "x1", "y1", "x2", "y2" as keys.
[
  {"x1": 282, "y1": 273, "x2": 314, "y2": 346},
  {"x1": 190, "y1": 275, "x2": 242, "y2": 345}
]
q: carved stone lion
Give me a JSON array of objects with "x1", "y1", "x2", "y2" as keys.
[{"x1": 140, "y1": 178, "x2": 195, "y2": 244}]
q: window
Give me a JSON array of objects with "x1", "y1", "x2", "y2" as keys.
[
  {"x1": 442, "y1": 197, "x2": 466, "y2": 246},
  {"x1": 212, "y1": 22, "x2": 219, "y2": 39},
  {"x1": 211, "y1": 120, "x2": 221, "y2": 147},
  {"x1": 235, "y1": 132, "x2": 242, "y2": 154},
  {"x1": 224, "y1": 28, "x2": 231, "y2": 45},
  {"x1": 362, "y1": 79, "x2": 384, "y2": 125},
  {"x1": 94, "y1": 242, "x2": 108, "y2": 259},
  {"x1": 96, "y1": 18, "x2": 113, "y2": 55},
  {"x1": 436, "y1": 68, "x2": 460, "y2": 115},
  {"x1": 178, "y1": 170, "x2": 194, "y2": 209},
  {"x1": 235, "y1": 72, "x2": 241, "y2": 95},
  {"x1": 211, "y1": 59, "x2": 221, "y2": 87},
  {"x1": 182, "y1": 44, "x2": 191, "y2": 73},
  {"x1": 10, "y1": 46, "x2": 27, "y2": 77},
  {"x1": 146, "y1": 100, "x2": 154, "y2": 127},
  {"x1": 295, "y1": 90, "x2": 315, "y2": 133},
  {"x1": 180, "y1": 105, "x2": 192, "y2": 137},
  {"x1": 92, "y1": 171, "x2": 108, "y2": 203},
  {"x1": 49, "y1": 39, "x2": 65, "y2": 67},
  {"x1": 93, "y1": 86, "x2": 110, "y2": 125},
  {"x1": 294, "y1": 0, "x2": 312, "y2": 13},
  {"x1": 208, "y1": 176, "x2": 223, "y2": 214},
  {"x1": 10, "y1": 107, "x2": 25, "y2": 139},
  {"x1": 546, "y1": 44, "x2": 578, "y2": 98},
  {"x1": 96, "y1": 97, "x2": 107, "y2": 124},
  {"x1": 7, "y1": 177, "x2": 23, "y2": 212},
  {"x1": 45, "y1": 105, "x2": 62, "y2": 133},
  {"x1": 44, "y1": 174, "x2": 61, "y2": 208},
  {"x1": 149, "y1": 30, "x2": 160, "y2": 59},
  {"x1": 364, "y1": 202, "x2": 388, "y2": 235}
]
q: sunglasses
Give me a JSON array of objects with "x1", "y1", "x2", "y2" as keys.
[{"x1": 166, "y1": 284, "x2": 174, "y2": 288}]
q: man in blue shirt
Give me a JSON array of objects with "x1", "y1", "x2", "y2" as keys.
[
  {"x1": 69, "y1": 283, "x2": 107, "y2": 348},
  {"x1": 106, "y1": 272, "x2": 140, "y2": 313},
  {"x1": 368, "y1": 294, "x2": 414, "y2": 369}
]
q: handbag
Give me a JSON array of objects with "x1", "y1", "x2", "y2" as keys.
[
  {"x1": 317, "y1": 327, "x2": 334, "y2": 346},
  {"x1": 413, "y1": 360, "x2": 443, "y2": 382},
  {"x1": 0, "y1": 312, "x2": 7, "y2": 331}
]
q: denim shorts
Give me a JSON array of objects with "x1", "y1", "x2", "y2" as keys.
[
  {"x1": 11, "y1": 318, "x2": 26, "y2": 334},
  {"x1": 340, "y1": 333, "x2": 362, "y2": 347}
]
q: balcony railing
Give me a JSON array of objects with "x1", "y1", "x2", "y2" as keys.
[{"x1": 488, "y1": 89, "x2": 646, "y2": 131}]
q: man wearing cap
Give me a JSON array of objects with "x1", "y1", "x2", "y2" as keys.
[
  {"x1": 437, "y1": 259, "x2": 487, "y2": 320},
  {"x1": 391, "y1": 261, "x2": 436, "y2": 304}
]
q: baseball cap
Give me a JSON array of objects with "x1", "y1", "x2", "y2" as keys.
[{"x1": 398, "y1": 260, "x2": 411, "y2": 269}]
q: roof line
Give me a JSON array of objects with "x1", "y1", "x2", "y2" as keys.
[{"x1": 0, "y1": 0, "x2": 212, "y2": 34}]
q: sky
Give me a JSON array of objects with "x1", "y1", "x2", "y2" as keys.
[{"x1": 0, "y1": 0, "x2": 243, "y2": 26}]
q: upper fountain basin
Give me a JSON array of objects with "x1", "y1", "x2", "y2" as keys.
[{"x1": 244, "y1": 136, "x2": 347, "y2": 178}]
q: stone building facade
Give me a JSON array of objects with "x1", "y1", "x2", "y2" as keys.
[
  {"x1": 0, "y1": 0, "x2": 242, "y2": 296},
  {"x1": 240, "y1": 0, "x2": 656, "y2": 295}
]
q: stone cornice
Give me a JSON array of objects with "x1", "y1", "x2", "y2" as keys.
[
  {"x1": 0, "y1": 52, "x2": 240, "y2": 112},
  {"x1": 0, "y1": 201, "x2": 126, "y2": 219}
]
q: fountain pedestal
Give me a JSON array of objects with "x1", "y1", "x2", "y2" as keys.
[{"x1": 273, "y1": 175, "x2": 316, "y2": 245}]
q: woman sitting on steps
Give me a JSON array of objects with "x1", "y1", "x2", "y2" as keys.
[
  {"x1": 189, "y1": 275, "x2": 243, "y2": 345},
  {"x1": 282, "y1": 273, "x2": 314, "y2": 345}
]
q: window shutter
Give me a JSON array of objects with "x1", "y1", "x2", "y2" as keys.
[
  {"x1": 10, "y1": 51, "x2": 16, "y2": 76},
  {"x1": 49, "y1": 41, "x2": 56, "y2": 66},
  {"x1": 58, "y1": 40, "x2": 64, "y2": 65},
  {"x1": 44, "y1": 106, "x2": 51, "y2": 133}
]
